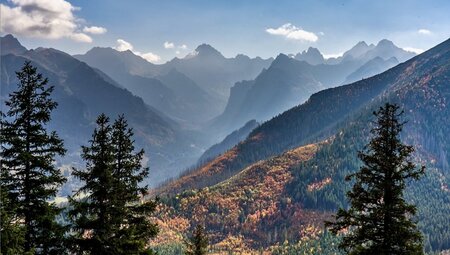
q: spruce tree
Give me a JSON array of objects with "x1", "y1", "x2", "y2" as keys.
[
  {"x1": 110, "y1": 115, "x2": 158, "y2": 254},
  {"x1": 68, "y1": 114, "x2": 158, "y2": 255},
  {"x1": 326, "y1": 103, "x2": 425, "y2": 255},
  {"x1": 0, "y1": 61, "x2": 67, "y2": 254},
  {"x1": 68, "y1": 114, "x2": 115, "y2": 254},
  {"x1": 185, "y1": 224, "x2": 208, "y2": 255}
]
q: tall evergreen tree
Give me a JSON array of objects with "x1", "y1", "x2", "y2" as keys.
[
  {"x1": 326, "y1": 103, "x2": 425, "y2": 255},
  {"x1": 185, "y1": 224, "x2": 208, "y2": 255},
  {"x1": 68, "y1": 114, "x2": 158, "y2": 255},
  {"x1": 0, "y1": 61, "x2": 67, "y2": 254},
  {"x1": 68, "y1": 114, "x2": 115, "y2": 254},
  {"x1": 110, "y1": 115, "x2": 158, "y2": 254}
]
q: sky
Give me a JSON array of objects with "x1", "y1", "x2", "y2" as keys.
[{"x1": 1, "y1": 0, "x2": 449, "y2": 63}]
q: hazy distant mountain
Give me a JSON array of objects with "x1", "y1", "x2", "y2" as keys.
[
  {"x1": 76, "y1": 45, "x2": 272, "y2": 123},
  {"x1": 212, "y1": 39, "x2": 415, "y2": 136},
  {"x1": 294, "y1": 47, "x2": 325, "y2": 65},
  {"x1": 75, "y1": 48, "x2": 218, "y2": 125},
  {"x1": 156, "y1": 69, "x2": 220, "y2": 124},
  {"x1": 164, "y1": 44, "x2": 273, "y2": 104},
  {"x1": 330, "y1": 39, "x2": 414, "y2": 64},
  {"x1": 74, "y1": 47, "x2": 161, "y2": 77},
  {"x1": 343, "y1": 56, "x2": 399, "y2": 84},
  {"x1": 342, "y1": 41, "x2": 375, "y2": 59},
  {"x1": 0, "y1": 34, "x2": 205, "y2": 187},
  {"x1": 211, "y1": 54, "x2": 324, "y2": 137},
  {"x1": 360, "y1": 39, "x2": 415, "y2": 62}
]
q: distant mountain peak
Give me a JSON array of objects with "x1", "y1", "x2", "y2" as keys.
[
  {"x1": 194, "y1": 43, "x2": 224, "y2": 58},
  {"x1": 295, "y1": 47, "x2": 325, "y2": 65},
  {"x1": 377, "y1": 39, "x2": 395, "y2": 47},
  {"x1": 306, "y1": 46, "x2": 321, "y2": 53},
  {"x1": 343, "y1": 40, "x2": 374, "y2": 59},
  {"x1": 356, "y1": 41, "x2": 368, "y2": 47},
  {"x1": 235, "y1": 53, "x2": 251, "y2": 60},
  {"x1": 0, "y1": 34, "x2": 27, "y2": 55},
  {"x1": 272, "y1": 53, "x2": 291, "y2": 65}
]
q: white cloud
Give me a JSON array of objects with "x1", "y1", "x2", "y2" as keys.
[
  {"x1": 83, "y1": 26, "x2": 107, "y2": 34},
  {"x1": 0, "y1": 0, "x2": 105, "y2": 43},
  {"x1": 403, "y1": 47, "x2": 424, "y2": 54},
  {"x1": 175, "y1": 50, "x2": 181, "y2": 55},
  {"x1": 164, "y1": 41, "x2": 175, "y2": 49},
  {"x1": 69, "y1": 33, "x2": 92, "y2": 43},
  {"x1": 115, "y1": 39, "x2": 134, "y2": 51},
  {"x1": 323, "y1": 52, "x2": 344, "y2": 59},
  {"x1": 164, "y1": 42, "x2": 188, "y2": 51},
  {"x1": 266, "y1": 23, "x2": 318, "y2": 42},
  {"x1": 418, "y1": 29, "x2": 432, "y2": 35},
  {"x1": 140, "y1": 52, "x2": 161, "y2": 63},
  {"x1": 114, "y1": 39, "x2": 161, "y2": 63}
]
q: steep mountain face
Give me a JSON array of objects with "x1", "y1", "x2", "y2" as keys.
[
  {"x1": 0, "y1": 35, "x2": 204, "y2": 187},
  {"x1": 211, "y1": 54, "x2": 324, "y2": 137},
  {"x1": 212, "y1": 40, "x2": 415, "y2": 137},
  {"x1": 156, "y1": 38, "x2": 450, "y2": 252},
  {"x1": 198, "y1": 120, "x2": 259, "y2": 163},
  {"x1": 0, "y1": 34, "x2": 27, "y2": 55}
]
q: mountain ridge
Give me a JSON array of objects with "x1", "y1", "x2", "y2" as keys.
[
  {"x1": 211, "y1": 39, "x2": 414, "y2": 137},
  {"x1": 154, "y1": 37, "x2": 450, "y2": 252}
]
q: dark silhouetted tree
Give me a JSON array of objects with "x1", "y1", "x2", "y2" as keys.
[
  {"x1": 185, "y1": 224, "x2": 208, "y2": 255},
  {"x1": 326, "y1": 103, "x2": 425, "y2": 255},
  {"x1": 110, "y1": 115, "x2": 158, "y2": 254},
  {"x1": 0, "y1": 61, "x2": 67, "y2": 254},
  {"x1": 68, "y1": 114, "x2": 158, "y2": 255}
]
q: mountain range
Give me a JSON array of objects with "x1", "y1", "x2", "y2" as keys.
[
  {"x1": 0, "y1": 34, "x2": 207, "y2": 187},
  {"x1": 210, "y1": 39, "x2": 415, "y2": 137},
  {"x1": 75, "y1": 44, "x2": 272, "y2": 126},
  {"x1": 1, "y1": 34, "x2": 421, "y2": 187},
  {"x1": 155, "y1": 37, "x2": 450, "y2": 253}
]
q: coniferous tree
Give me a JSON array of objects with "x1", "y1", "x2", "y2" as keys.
[
  {"x1": 68, "y1": 114, "x2": 158, "y2": 255},
  {"x1": 68, "y1": 114, "x2": 115, "y2": 254},
  {"x1": 110, "y1": 115, "x2": 158, "y2": 254},
  {"x1": 0, "y1": 62, "x2": 67, "y2": 254},
  {"x1": 185, "y1": 224, "x2": 208, "y2": 255},
  {"x1": 326, "y1": 103, "x2": 425, "y2": 255}
]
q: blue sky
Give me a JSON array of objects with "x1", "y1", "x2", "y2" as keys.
[{"x1": 1, "y1": 0, "x2": 449, "y2": 63}]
